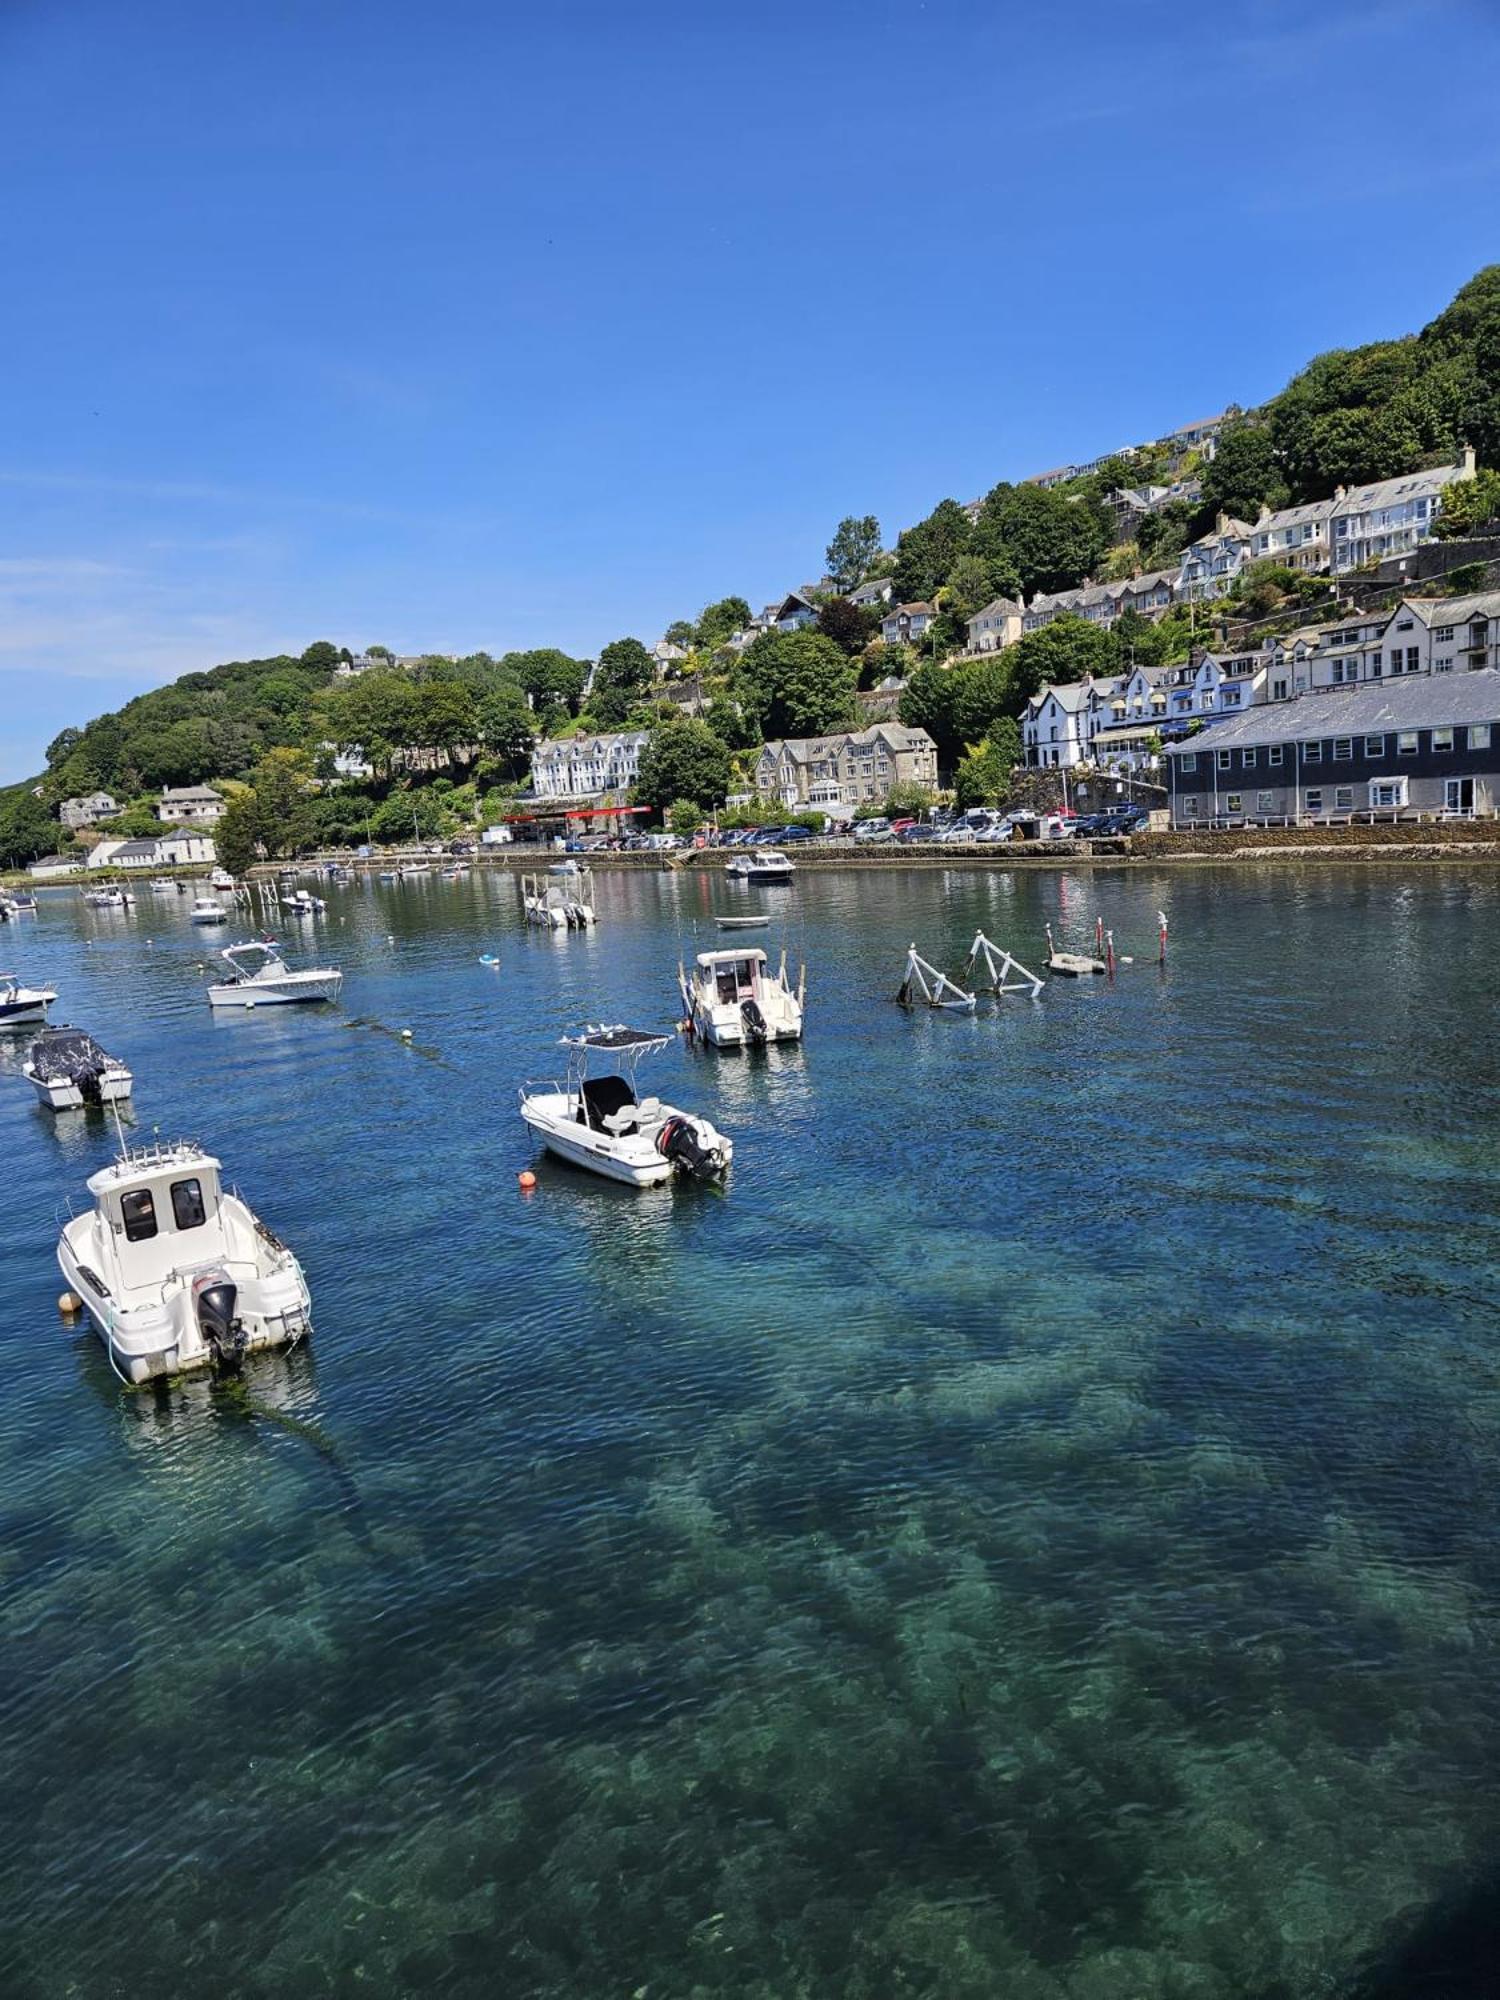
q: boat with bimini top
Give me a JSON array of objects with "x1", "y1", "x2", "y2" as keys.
[
  {"x1": 206, "y1": 940, "x2": 343, "y2": 1008},
  {"x1": 519, "y1": 1026, "x2": 732, "y2": 1185},
  {"x1": 57, "y1": 1137, "x2": 312, "y2": 1383},
  {"x1": 24, "y1": 1026, "x2": 133, "y2": 1109}
]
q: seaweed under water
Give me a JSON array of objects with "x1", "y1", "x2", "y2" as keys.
[{"x1": 0, "y1": 863, "x2": 1498, "y2": 1997}]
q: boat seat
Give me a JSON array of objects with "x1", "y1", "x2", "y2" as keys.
[
  {"x1": 601, "y1": 1107, "x2": 638, "y2": 1136},
  {"x1": 634, "y1": 1096, "x2": 662, "y2": 1122}
]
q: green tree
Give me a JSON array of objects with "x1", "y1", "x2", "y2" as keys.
[
  {"x1": 971, "y1": 483, "x2": 1110, "y2": 598},
  {"x1": 1434, "y1": 466, "x2": 1500, "y2": 537},
  {"x1": 500, "y1": 648, "x2": 589, "y2": 716},
  {"x1": 590, "y1": 637, "x2": 656, "y2": 728},
  {"x1": 246, "y1": 749, "x2": 316, "y2": 857},
  {"x1": 667, "y1": 798, "x2": 703, "y2": 836},
  {"x1": 477, "y1": 686, "x2": 535, "y2": 776},
  {"x1": 1003, "y1": 614, "x2": 1116, "y2": 704},
  {"x1": 825, "y1": 514, "x2": 882, "y2": 592},
  {"x1": 45, "y1": 727, "x2": 82, "y2": 769},
  {"x1": 898, "y1": 655, "x2": 1015, "y2": 771},
  {"x1": 0, "y1": 786, "x2": 61, "y2": 868},
  {"x1": 214, "y1": 790, "x2": 263, "y2": 875},
  {"x1": 954, "y1": 719, "x2": 1022, "y2": 808},
  {"x1": 943, "y1": 553, "x2": 1004, "y2": 620},
  {"x1": 738, "y1": 629, "x2": 857, "y2": 741},
  {"x1": 891, "y1": 499, "x2": 972, "y2": 603},
  {"x1": 299, "y1": 640, "x2": 343, "y2": 676},
  {"x1": 696, "y1": 596, "x2": 752, "y2": 648},
  {"x1": 634, "y1": 719, "x2": 732, "y2": 813},
  {"x1": 1201, "y1": 421, "x2": 1287, "y2": 520},
  {"x1": 412, "y1": 680, "x2": 479, "y2": 768},
  {"x1": 664, "y1": 621, "x2": 697, "y2": 649}
]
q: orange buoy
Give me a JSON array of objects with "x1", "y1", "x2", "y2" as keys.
[{"x1": 517, "y1": 1170, "x2": 537, "y2": 1191}]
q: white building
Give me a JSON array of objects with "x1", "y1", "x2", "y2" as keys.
[
  {"x1": 88, "y1": 833, "x2": 217, "y2": 870},
  {"x1": 1246, "y1": 498, "x2": 1336, "y2": 572},
  {"x1": 879, "y1": 602, "x2": 937, "y2": 647},
  {"x1": 1329, "y1": 450, "x2": 1476, "y2": 573},
  {"x1": 530, "y1": 731, "x2": 649, "y2": 799},
  {"x1": 58, "y1": 791, "x2": 118, "y2": 829},
  {"x1": 754, "y1": 724, "x2": 938, "y2": 808},
  {"x1": 27, "y1": 853, "x2": 78, "y2": 879},
  {"x1": 157, "y1": 784, "x2": 226, "y2": 825},
  {"x1": 965, "y1": 596, "x2": 1023, "y2": 653},
  {"x1": 1178, "y1": 517, "x2": 1254, "y2": 601}
]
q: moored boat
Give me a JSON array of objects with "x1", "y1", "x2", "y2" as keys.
[
  {"x1": 519, "y1": 1026, "x2": 732, "y2": 1186},
  {"x1": 679, "y1": 946, "x2": 805, "y2": 1048},
  {"x1": 57, "y1": 1138, "x2": 312, "y2": 1383},
  {"x1": 725, "y1": 849, "x2": 795, "y2": 884},
  {"x1": 205, "y1": 940, "x2": 343, "y2": 1008},
  {"x1": 190, "y1": 897, "x2": 228, "y2": 925},
  {"x1": 24, "y1": 1026, "x2": 133, "y2": 1109},
  {"x1": 0, "y1": 974, "x2": 58, "y2": 1029}
]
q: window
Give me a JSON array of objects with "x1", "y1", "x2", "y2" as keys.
[
  {"x1": 1273, "y1": 678, "x2": 1289, "y2": 700},
  {"x1": 1180, "y1": 752, "x2": 1197, "y2": 772},
  {"x1": 1432, "y1": 728, "x2": 1453, "y2": 752},
  {"x1": 1397, "y1": 731, "x2": 1418, "y2": 754},
  {"x1": 1436, "y1": 657, "x2": 1453, "y2": 672},
  {"x1": 1334, "y1": 786, "x2": 1354, "y2": 810},
  {"x1": 171, "y1": 1179, "x2": 206, "y2": 1230},
  {"x1": 1407, "y1": 647, "x2": 1421, "y2": 673},
  {"x1": 1216, "y1": 749, "x2": 1231, "y2": 771},
  {"x1": 1471, "y1": 724, "x2": 1492, "y2": 749},
  {"x1": 1182, "y1": 796, "x2": 1200, "y2": 818},
  {"x1": 1256, "y1": 790, "x2": 1274, "y2": 811},
  {"x1": 1364, "y1": 735, "x2": 1384, "y2": 756},
  {"x1": 1269, "y1": 745, "x2": 1284, "y2": 767},
  {"x1": 1304, "y1": 789, "x2": 1324, "y2": 813},
  {"x1": 1396, "y1": 619, "x2": 1414, "y2": 632},
  {"x1": 1435, "y1": 626, "x2": 1455, "y2": 642},
  {"x1": 1389, "y1": 652, "x2": 1404, "y2": 675},
  {"x1": 121, "y1": 1190, "x2": 158, "y2": 1242},
  {"x1": 1333, "y1": 738, "x2": 1353, "y2": 760},
  {"x1": 1370, "y1": 778, "x2": 1407, "y2": 810},
  {"x1": 1302, "y1": 741, "x2": 1322, "y2": 762}
]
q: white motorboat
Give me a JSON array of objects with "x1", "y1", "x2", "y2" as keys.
[
  {"x1": 284, "y1": 889, "x2": 326, "y2": 913},
  {"x1": 1, "y1": 891, "x2": 37, "y2": 917},
  {"x1": 725, "y1": 849, "x2": 796, "y2": 884},
  {"x1": 209, "y1": 867, "x2": 235, "y2": 891},
  {"x1": 85, "y1": 887, "x2": 132, "y2": 908},
  {"x1": 57, "y1": 1138, "x2": 312, "y2": 1383},
  {"x1": 206, "y1": 940, "x2": 343, "y2": 1008},
  {"x1": 520, "y1": 866, "x2": 595, "y2": 930},
  {"x1": 715, "y1": 915, "x2": 770, "y2": 931},
  {"x1": 0, "y1": 974, "x2": 57, "y2": 1029},
  {"x1": 24, "y1": 1026, "x2": 133, "y2": 1110},
  {"x1": 519, "y1": 1026, "x2": 733, "y2": 1186},
  {"x1": 191, "y1": 896, "x2": 228, "y2": 925},
  {"x1": 148, "y1": 877, "x2": 177, "y2": 893},
  {"x1": 679, "y1": 946, "x2": 805, "y2": 1048}
]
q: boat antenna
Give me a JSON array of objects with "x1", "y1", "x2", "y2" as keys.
[{"x1": 108, "y1": 1095, "x2": 129, "y2": 1157}]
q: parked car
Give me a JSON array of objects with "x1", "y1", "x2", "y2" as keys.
[
  {"x1": 888, "y1": 817, "x2": 917, "y2": 834},
  {"x1": 896, "y1": 823, "x2": 940, "y2": 843},
  {"x1": 854, "y1": 818, "x2": 893, "y2": 843},
  {"x1": 775, "y1": 824, "x2": 815, "y2": 843}
]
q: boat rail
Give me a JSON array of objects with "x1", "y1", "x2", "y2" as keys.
[{"x1": 112, "y1": 1137, "x2": 208, "y2": 1172}]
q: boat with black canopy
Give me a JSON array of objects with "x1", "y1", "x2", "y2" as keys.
[{"x1": 24, "y1": 1026, "x2": 133, "y2": 1110}]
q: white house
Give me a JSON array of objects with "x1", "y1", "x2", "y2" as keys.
[
  {"x1": 1178, "y1": 517, "x2": 1254, "y2": 600},
  {"x1": 27, "y1": 853, "x2": 77, "y2": 879},
  {"x1": 58, "y1": 791, "x2": 118, "y2": 829},
  {"x1": 530, "y1": 731, "x2": 649, "y2": 799},
  {"x1": 652, "y1": 640, "x2": 689, "y2": 672},
  {"x1": 773, "y1": 592, "x2": 821, "y2": 632},
  {"x1": 1022, "y1": 681, "x2": 1093, "y2": 768},
  {"x1": 88, "y1": 832, "x2": 217, "y2": 870},
  {"x1": 157, "y1": 784, "x2": 226, "y2": 825},
  {"x1": 1329, "y1": 450, "x2": 1476, "y2": 574},
  {"x1": 848, "y1": 577, "x2": 894, "y2": 608},
  {"x1": 1246, "y1": 498, "x2": 1336, "y2": 572},
  {"x1": 965, "y1": 596, "x2": 1023, "y2": 653}
]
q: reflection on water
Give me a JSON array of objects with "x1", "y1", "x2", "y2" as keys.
[{"x1": 1, "y1": 865, "x2": 1500, "y2": 1996}]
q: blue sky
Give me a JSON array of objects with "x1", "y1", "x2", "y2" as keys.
[{"x1": 1, "y1": 0, "x2": 1497, "y2": 781}]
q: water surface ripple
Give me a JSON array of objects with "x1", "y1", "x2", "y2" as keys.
[{"x1": 1, "y1": 865, "x2": 1498, "y2": 1997}]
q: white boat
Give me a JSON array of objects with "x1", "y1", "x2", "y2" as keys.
[
  {"x1": 679, "y1": 947, "x2": 805, "y2": 1048},
  {"x1": 148, "y1": 877, "x2": 177, "y2": 893},
  {"x1": 206, "y1": 940, "x2": 343, "y2": 1008},
  {"x1": 284, "y1": 889, "x2": 326, "y2": 913},
  {"x1": 24, "y1": 1026, "x2": 133, "y2": 1109},
  {"x1": 57, "y1": 1138, "x2": 312, "y2": 1383},
  {"x1": 190, "y1": 897, "x2": 228, "y2": 925},
  {"x1": 519, "y1": 1026, "x2": 733, "y2": 1186},
  {"x1": 0, "y1": 974, "x2": 57, "y2": 1029},
  {"x1": 520, "y1": 866, "x2": 595, "y2": 930},
  {"x1": 715, "y1": 915, "x2": 770, "y2": 931},
  {"x1": 725, "y1": 849, "x2": 796, "y2": 884},
  {"x1": 85, "y1": 888, "x2": 132, "y2": 908},
  {"x1": 209, "y1": 868, "x2": 235, "y2": 891},
  {"x1": 2, "y1": 891, "x2": 37, "y2": 916}
]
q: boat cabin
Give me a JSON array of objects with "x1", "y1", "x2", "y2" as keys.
[
  {"x1": 695, "y1": 948, "x2": 767, "y2": 1005},
  {"x1": 85, "y1": 1143, "x2": 227, "y2": 1288}
]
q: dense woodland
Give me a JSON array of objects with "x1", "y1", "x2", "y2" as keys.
[{"x1": 4, "y1": 268, "x2": 1499, "y2": 868}]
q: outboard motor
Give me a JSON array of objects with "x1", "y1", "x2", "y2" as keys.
[
  {"x1": 739, "y1": 997, "x2": 769, "y2": 1045},
  {"x1": 77, "y1": 1059, "x2": 105, "y2": 1107},
  {"x1": 656, "y1": 1114, "x2": 724, "y2": 1181},
  {"x1": 192, "y1": 1271, "x2": 246, "y2": 1370}
]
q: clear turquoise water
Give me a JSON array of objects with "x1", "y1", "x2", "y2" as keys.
[{"x1": 1, "y1": 864, "x2": 1499, "y2": 1998}]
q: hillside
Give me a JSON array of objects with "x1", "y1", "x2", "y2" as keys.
[{"x1": 3, "y1": 264, "x2": 1497, "y2": 869}]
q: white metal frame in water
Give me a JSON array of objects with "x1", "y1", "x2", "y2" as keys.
[
  {"x1": 895, "y1": 945, "x2": 976, "y2": 1012},
  {"x1": 964, "y1": 932, "x2": 1043, "y2": 998}
]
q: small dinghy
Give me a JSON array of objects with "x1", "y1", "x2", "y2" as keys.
[
  {"x1": 478, "y1": 953, "x2": 500, "y2": 967},
  {"x1": 0, "y1": 973, "x2": 57, "y2": 1029},
  {"x1": 679, "y1": 947, "x2": 805, "y2": 1048},
  {"x1": 190, "y1": 896, "x2": 228, "y2": 925},
  {"x1": 24, "y1": 1026, "x2": 133, "y2": 1109},
  {"x1": 209, "y1": 868, "x2": 235, "y2": 891},
  {"x1": 57, "y1": 1137, "x2": 312, "y2": 1383},
  {"x1": 519, "y1": 1026, "x2": 732, "y2": 1186},
  {"x1": 206, "y1": 940, "x2": 343, "y2": 1008},
  {"x1": 715, "y1": 915, "x2": 771, "y2": 931}
]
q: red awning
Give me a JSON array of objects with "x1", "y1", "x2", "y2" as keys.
[{"x1": 501, "y1": 804, "x2": 651, "y2": 822}]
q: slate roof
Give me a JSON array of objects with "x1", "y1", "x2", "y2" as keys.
[
  {"x1": 1162, "y1": 670, "x2": 1500, "y2": 757},
  {"x1": 1333, "y1": 463, "x2": 1469, "y2": 515}
]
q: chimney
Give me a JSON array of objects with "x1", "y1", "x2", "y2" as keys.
[
  {"x1": 1216, "y1": 512, "x2": 1228, "y2": 535},
  {"x1": 1334, "y1": 485, "x2": 1347, "y2": 503},
  {"x1": 1460, "y1": 443, "x2": 1477, "y2": 478}
]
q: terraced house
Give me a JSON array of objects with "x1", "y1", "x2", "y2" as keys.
[
  {"x1": 1164, "y1": 671, "x2": 1500, "y2": 828},
  {"x1": 530, "y1": 730, "x2": 649, "y2": 799},
  {"x1": 754, "y1": 724, "x2": 938, "y2": 810},
  {"x1": 1329, "y1": 450, "x2": 1476, "y2": 573}
]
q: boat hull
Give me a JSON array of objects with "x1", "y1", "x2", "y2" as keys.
[
  {"x1": 521, "y1": 1097, "x2": 676, "y2": 1184},
  {"x1": 207, "y1": 971, "x2": 343, "y2": 1006},
  {"x1": 29, "y1": 1069, "x2": 132, "y2": 1111},
  {"x1": 0, "y1": 996, "x2": 55, "y2": 1030}
]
